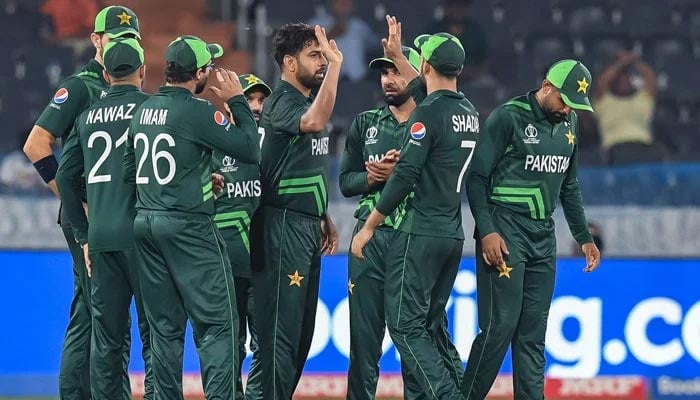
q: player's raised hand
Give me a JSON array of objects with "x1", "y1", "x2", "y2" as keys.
[
  {"x1": 209, "y1": 69, "x2": 244, "y2": 101},
  {"x1": 315, "y1": 25, "x2": 343, "y2": 64},
  {"x1": 351, "y1": 226, "x2": 374, "y2": 260},
  {"x1": 382, "y1": 15, "x2": 403, "y2": 61},
  {"x1": 582, "y1": 242, "x2": 601, "y2": 272},
  {"x1": 211, "y1": 173, "x2": 225, "y2": 195},
  {"x1": 481, "y1": 232, "x2": 509, "y2": 267}
]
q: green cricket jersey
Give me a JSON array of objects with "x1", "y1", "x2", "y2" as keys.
[
  {"x1": 339, "y1": 106, "x2": 409, "y2": 228},
  {"x1": 124, "y1": 86, "x2": 260, "y2": 215},
  {"x1": 376, "y1": 90, "x2": 480, "y2": 239},
  {"x1": 56, "y1": 85, "x2": 149, "y2": 251},
  {"x1": 466, "y1": 91, "x2": 594, "y2": 245},
  {"x1": 212, "y1": 147, "x2": 261, "y2": 252},
  {"x1": 36, "y1": 60, "x2": 109, "y2": 140},
  {"x1": 258, "y1": 80, "x2": 329, "y2": 217}
]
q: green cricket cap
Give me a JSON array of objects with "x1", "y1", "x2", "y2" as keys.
[
  {"x1": 239, "y1": 74, "x2": 272, "y2": 96},
  {"x1": 413, "y1": 32, "x2": 465, "y2": 76},
  {"x1": 546, "y1": 59, "x2": 594, "y2": 112},
  {"x1": 166, "y1": 35, "x2": 224, "y2": 72},
  {"x1": 94, "y1": 6, "x2": 140, "y2": 39},
  {"x1": 103, "y1": 38, "x2": 144, "y2": 78},
  {"x1": 368, "y1": 46, "x2": 422, "y2": 72}
]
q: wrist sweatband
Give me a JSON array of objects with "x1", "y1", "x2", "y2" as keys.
[{"x1": 33, "y1": 155, "x2": 59, "y2": 183}]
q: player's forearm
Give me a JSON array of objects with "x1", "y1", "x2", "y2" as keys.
[
  {"x1": 392, "y1": 54, "x2": 419, "y2": 84},
  {"x1": 300, "y1": 62, "x2": 341, "y2": 133},
  {"x1": 375, "y1": 172, "x2": 412, "y2": 217},
  {"x1": 466, "y1": 171, "x2": 496, "y2": 238},
  {"x1": 25, "y1": 126, "x2": 61, "y2": 196},
  {"x1": 560, "y1": 184, "x2": 594, "y2": 246},
  {"x1": 55, "y1": 172, "x2": 88, "y2": 245},
  {"x1": 339, "y1": 171, "x2": 370, "y2": 197},
  {"x1": 363, "y1": 208, "x2": 386, "y2": 231}
]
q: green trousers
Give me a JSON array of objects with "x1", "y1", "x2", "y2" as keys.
[
  {"x1": 347, "y1": 223, "x2": 433, "y2": 400},
  {"x1": 250, "y1": 207, "x2": 321, "y2": 400},
  {"x1": 384, "y1": 231, "x2": 464, "y2": 399},
  {"x1": 134, "y1": 211, "x2": 239, "y2": 400},
  {"x1": 461, "y1": 208, "x2": 556, "y2": 400},
  {"x1": 58, "y1": 219, "x2": 92, "y2": 400},
  {"x1": 220, "y1": 226, "x2": 263, "y2": 400},
  {"x1": 89, "y1": 250, "x2": 153, "y2": 400}
]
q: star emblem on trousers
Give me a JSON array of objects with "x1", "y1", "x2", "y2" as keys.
[
  {"x1": 288, "y1": 270, "x2": 304, "y2": 287},
  {"x1": 348, "y1": 279, "x2": 355, "y2": 294},
  {"x1": 497, "y1": 262, "x2": 513, "y2": 279}
]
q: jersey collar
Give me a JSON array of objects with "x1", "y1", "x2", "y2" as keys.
[
  {"x1": 84, "y1": 59, "x2": 109, "y2": 86},
  {"x1": 158, "y1": 86, "x2": 193, "y2": 96},
  {"x1": 107, "y1": 84, "x2": 141, "y2": 95},
  {"x1": 527, "y1": 90, "x2": 548, "y2": 122},
  {"x1": 276, "y1": 79, "x2": 314, "y2": 102}
]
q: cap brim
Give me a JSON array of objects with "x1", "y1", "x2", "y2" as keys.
[
  {"x1": 561, "y1": 92, "x2": 594, "y2": 112},
  {"x1": 244, "y1": 83, "x2": 272, "y2": 96},
  {"x1": 368, "y1": 57, "x2": 395, "y2": 69},
  {"x1": 207, "y1": 44, "x2": 224, "y2": 59},
  {"x1": 105, "y1": 28, "x2": 141, "y2": 40}
]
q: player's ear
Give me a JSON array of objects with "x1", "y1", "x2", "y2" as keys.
[
  {"x1": 284, "y1": 54, "x2": 296, "y2": 73},
  {"x1": 90, "y1": 33, "x2": 102, "y2": 52},
  {"x1": 102, "y1": 70, "x2": 111, "y2": 85},
  {"x1": 139, "y1": 65, "x2": 146, "y2": 82}
]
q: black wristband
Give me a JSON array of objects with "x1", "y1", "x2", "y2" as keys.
[{"x1": 33, "y1": 155, "x2": 59, "y2": 183}]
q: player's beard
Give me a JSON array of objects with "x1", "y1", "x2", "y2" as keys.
[
  {"x1": 194, "y1": 75, "x2": 208, "y2": 94},
  {"x1": 297, "y1": 64, "x2": 324, "y2": 90},
  {"x1": 544, "y1": 105, "x2": 568, "y2": 124},
  {"x1": 384, "y1": 89, "x2": 410, "y2": 107},
  {"x1": 252, "y1": 111, "x2": 261, "y2": 122}
]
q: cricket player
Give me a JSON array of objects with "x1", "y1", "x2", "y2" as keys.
[
  {"x1": 55, "y1": 38, "x2": 152, "y2": 400},
  {"x1": 340, "y1": 45, "x2": 427, "y2": 399},
  {"x1": 22, "y1": 6, "x2": 140, "y2": 399},
  {"x1": 124, "y1": 35, "x2": 260, "y2": 400},
  {"x1": 461, "y1": 59, "x2": 601, "y2": 400},
  {"x1": 250, "y1": 23, "x2": 341, "y2": 399},
  {"x1": 212, "y1": 73, "x2": 271, "y2": 400},
  {"x1": 351, "y1": 30, "x2": 478, "y2": 399}
]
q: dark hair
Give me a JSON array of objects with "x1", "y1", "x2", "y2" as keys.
[
  {"x1": 272, "y1": 23, "x2": 318, "y2": 68},
  {"x1": 164, "y1": 61, "x2": 198, "y2": 84}
]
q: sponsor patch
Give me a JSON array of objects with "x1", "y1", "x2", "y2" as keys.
[
  {"x1": 214, "y1": 111, "x2": 229, "y2": 126},
  {"x1": 410, "y1": 122, "x2": 426, "y2": 140},
  {"x1": 53, "y1": 88, "x2": 69, "y2": 104}
]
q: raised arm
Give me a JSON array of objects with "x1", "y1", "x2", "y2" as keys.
[{"x1": 299, "y1": 25, "x2": 343, "y2": 133}]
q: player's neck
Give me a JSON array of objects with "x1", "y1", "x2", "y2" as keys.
[
  {"x1": 94, "y1": 51, "x2": 104, "y2": 68},
  {"x1": 389, "y1": 98, "x2": 415, "y2": 123},
  {"x1": 425, "y1": 76, "x2": 457, "y2": 95},
  {"x1": 166, "y1": 81, "x2": 196, "y2": 94},
  {"x1": 281, "y1": 73, "x2": 312, "y2": 97}
]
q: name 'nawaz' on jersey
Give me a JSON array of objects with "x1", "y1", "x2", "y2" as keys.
[
  {"x1": 85, "y1": 103, "x2": 137, "y2": 124},
  {"x1": 525, "y1": 154, "x2": 571, "y2": 173}
]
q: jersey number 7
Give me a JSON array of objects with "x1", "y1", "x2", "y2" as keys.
[{"x1": 456, "y1": 140, "x2": 476, "y2": 193}]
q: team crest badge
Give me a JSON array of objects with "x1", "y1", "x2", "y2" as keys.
[
  {"x1": 410, "y1": 122, "x2": 426, "y2": 140},
  {"x1": 214, "y1": 111, "x2": 229, "y2": 126},
  {"x1": 53, "y1": 88, "x2": 69, "y2": 104}
]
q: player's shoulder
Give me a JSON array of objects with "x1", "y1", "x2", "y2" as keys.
[
  {"x1": 50, "y1": 76, "x2": 89, "y2": 103},
  {"x1": 500, "y1": 94, "x2": 533, "y2": 116},
  {"x1": 354, "y1": 107, "x2": 383, "y2": 124}
]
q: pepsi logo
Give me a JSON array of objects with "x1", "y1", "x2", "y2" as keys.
[
  {"x1": 53, "y1": 88, "x2": 69, "y2": 104},
  {"x1": 410, "y1": 122, "x2": 426, "y2": 140},
  {"x1": 214, "y1": 111, "x2": 229, "y2": 126}
]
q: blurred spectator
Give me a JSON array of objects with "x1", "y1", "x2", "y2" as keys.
[
  {"x1": 429, "y1": 0, "x2": 491, "y2": 85},
  {"x1": 571, "y1": 222, "x2": 604, "y2": 256},
  {"x1": 41, "y1": 0, "x2": 98, "y2": 40},
  {"x1": 594, "y1": 51, "x2": 664, "y2": 163},
  {"x1": 308, "y1": 0, "x2": 379, "y2": 81}
]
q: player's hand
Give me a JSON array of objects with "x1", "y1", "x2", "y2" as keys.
[
  {"x1": 209, "y1": 69, "x2": 244, "y2": 101},
  {"x1": 315, "y1": 25, "x2": 343, "y2": 64},
  {"x1": 351, "y1": 226, "x2": 374, "y2": 260},
  {"x1": 382, "y1": 15, "x2": 403, "y2": 61},
  {"x1": 211, "y1": 173, "x2": 225, "y2": 195},
  {"x1": 380, "y1": 149, "x2": 400, "y2": 163},
  {"x1": 321, "y1": 214, "x2": 339, "y2": 256},
  {"x1": 82, "y1": 243, "x2": 92, "y2": 278},
  {"x1": 365, "y1": 158, "x2": 397, "y2": 182},
  {"x1": 481, "y1": 232, "x2": 509, "y2": 267},
  {"x1": 582, "y1": 242, "x2": 601, "y2": 272}
]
